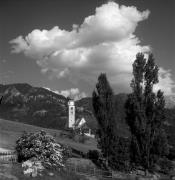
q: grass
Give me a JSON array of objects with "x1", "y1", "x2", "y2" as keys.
[
  {"x1": 0, "y1": 118, "x2": 98, "y2": 179},
  {"x1": 0, "y1": 162, "x2": 87, "y2": 180},
  {"x1": 0, "y1": 161, "x2": 171, "y2": 180},
  {"x1": 0, "y1": 118, "x2": 97, "y2": 153}
]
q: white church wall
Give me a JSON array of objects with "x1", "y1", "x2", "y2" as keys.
[{"x1": 68, "y1": 100, "x2": 75, "y2": 128}]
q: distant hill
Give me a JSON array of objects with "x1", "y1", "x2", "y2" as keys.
[
  {"x1": 0, "y1": 83, "x2": 97, "y2": 131},
  {"x1": 0, "y1": 83, "x2": 175, "y2": 141},
  {"x1": 76, "y1": 93, "x2": 175, "y2": 149},
  {"x1": 0, "y1": 83, "x2": 68, "y2": 129}
]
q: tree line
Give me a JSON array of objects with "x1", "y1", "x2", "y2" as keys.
[{"x1": 92, "y1": 53, "x2": 170, "y2": 174}]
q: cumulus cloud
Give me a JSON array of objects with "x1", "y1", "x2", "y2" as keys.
[
  {"x1": 60, "y1": 88, "x2": 87, "y2": 100},
  {"x1": 44, "y1": 87, "x2": 87, "y2": 100},
  {"x1": 76, "y1": 3, "x2": 150, "y2": 47},
  {"x1": 9, "y1": 1, "x2": 175, "y2": 95},
  {"x1": 154, "y1": 68, "x2": 175, "y2": 95},
  {"x1": 43, "y1": 87, "x2": 60, "y2": 95}
]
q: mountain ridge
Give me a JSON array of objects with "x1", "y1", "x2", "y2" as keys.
[
  {"x1": 0, "y1": 83, "x2": 175, "y2": 139},
  {"x1": 0, "y1": 83, "x2": 68, "y2": 130},
  {"x1": 1, "y1": 83, "x2": 175, "y2": 109}
]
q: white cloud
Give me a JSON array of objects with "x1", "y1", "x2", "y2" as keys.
[
  {"x1": 9, "y1": 1, "x2": 175, "y2": 95},
  {"x1": 44, "y1": 87, "x2": 87, "y2": 100},
  {"x1": 60, "y1": 88, "x2": 87, "y2": 100},
  {"x1": 154, "y1": 68, "x2": 175, "y2": 95},
  {"x1": 76, "y1": 3, "x2": 150, "y2": 47},
  {"x1": 43, "y1": 87, "x2": 60, "y2": 95}
]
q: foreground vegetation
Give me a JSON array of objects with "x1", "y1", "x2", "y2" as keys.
[
  {"x1": 92, "y1": 53, "x2": 174, "y2": 176},
  {"x1": 1, "y1": 53, "x2": 175, "y2": 180},
  {"x1": 0, "y1": 162, "x2": 86, "y2": 180},
  {"x1": 0, "y1": 118, "x2": 97, "y2": 152}
]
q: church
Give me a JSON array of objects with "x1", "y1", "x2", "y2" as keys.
[{"x1": 67, "y1": 99, "x2": 95, "y2": 138}]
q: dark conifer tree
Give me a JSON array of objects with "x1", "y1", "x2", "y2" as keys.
[
  {"x1": 92, "y1": 73, "x2": 117, "y2": 169},
  {"x1": 125, "y1": 53, "x2": 169, "y2": 172},
  {"x1": 0, "y1": 96, "x2": 2, "y2": 104}
]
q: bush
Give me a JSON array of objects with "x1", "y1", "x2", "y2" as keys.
[
  {"x1": 111, "y1": 136, "x2": 131, "y2": 171},
  {"x1": 158, "y1": 157, "x2": 173, "y2": 174},
  {"x1": 167, "y1": 147, "x2": 175, "y2": 160},
  {"x1": 87, "y1": 150, "x2": 99, "y2": 160},
  {"x1": 87, "y1": 150, "x2": 107, "y2": 170},
  {"x1": 16, "y1": 130, "x2": 67, "y2": 168},
  {"x1": 22, "y1": 158, "x2": 45, "y2": 177},
  {"x1": 87, "y1": 138, "x2": 131, "y2": 172},
  {"x1": 62, "y1": 145, "x2": 72, "y2": 159}
]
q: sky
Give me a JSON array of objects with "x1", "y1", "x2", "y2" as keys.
[{"x1": 0, "y1": 0, "x2": 174, "y2": 99}]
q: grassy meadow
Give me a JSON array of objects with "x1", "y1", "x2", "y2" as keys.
[{"x1": 0, "y1": 118, "x2": 97, "y2": 152}]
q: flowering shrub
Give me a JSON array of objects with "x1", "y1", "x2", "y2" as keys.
[
  {"x1": 22, "y1": 158, "x2": 44, "y2": 177},
  {"x1": 16, "y1": 130, "x2": 66, "y2": 169}
]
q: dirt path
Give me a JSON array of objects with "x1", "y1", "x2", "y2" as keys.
[{"x1": 0, "y1": 162, "x2": 18, "y2": 180}]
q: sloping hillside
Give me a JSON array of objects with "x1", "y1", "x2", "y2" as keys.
[
  {"x1": 0, "y1": 83, "x2": 68, "y2": 129},
  {"x1": 0, "y1": 83, "x2": 175, "y2": 141},
  {"x1": 0, "y1": 118, "x2": 61, "y2": 150},
  {"x1": 0, "y1": 83, "x2": 97, "y2": 131},
  {"x1": 0, "y1": 118, "x2": 97, "y2": 152}
]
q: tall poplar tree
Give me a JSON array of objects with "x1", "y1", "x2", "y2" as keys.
[
  {"x1": 92, "y1": 73, "x2": 117, "y2": 169},
  {"x1": 0, "y1": 96, "x2": 2, "y2": 104},
  {"x1": 125, "y1": 53, "x2": 169, "y2": 172}
]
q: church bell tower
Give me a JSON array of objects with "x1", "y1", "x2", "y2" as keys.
[{"x1": 68, "y1": 99, "x2": 75, "y2": 129}]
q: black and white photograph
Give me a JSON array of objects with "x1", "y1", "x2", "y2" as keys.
[{"x1": 0, "y1": 0, "x2": 174, "y2": 179}]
